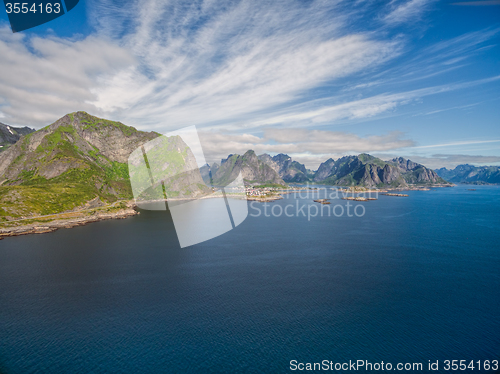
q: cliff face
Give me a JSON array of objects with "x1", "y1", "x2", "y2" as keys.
[
  {"x1": 391, "y1": 157, "x2": 420, "y2": 172},
  {"x1": 313, "y1": 158, "x2": 336, "y2": 182},
  {"x1": 258, "y1": 153, "x2": 309, "y2": 182},
  {"x1": 435, "y1": 164, "x2": 500, "y2": 184},
  {"x1": 390, "y1": 157, "x2": 446, "y2": 184},
  {"x1": 313, "y1": 154, "x2": 448, "y2": 187},
  {"x1": 0, "y1": 112, "x2": 207, "y2": 219},
  {"x1": 213, "y1": 150, "x2": 285, "y2": 186},
  {"x1": 0, "y1": 123, "x2": 35, "y2": 151}
]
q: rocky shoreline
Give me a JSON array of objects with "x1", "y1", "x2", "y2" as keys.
[{"x1": 0, "y1": 201, "x2": 138, "y2": 240}]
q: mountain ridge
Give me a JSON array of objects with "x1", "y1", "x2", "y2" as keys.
[
  {"x1": 257, "y1": 153, "x2": 309, "y2": 183},
  {"x1": 252, "y1": 152, "x2": 448, "y2": 188},
  {"x1": 435, "y1": 164, "x2": 500, "y2": 184},
  {"x1": 210, "y1": 150, "x2": 286, "y2": 186},
  {"x1": 305, "y1": 153, "x2": 446, "y2": 187},
  {"x1": 0, "y1": 122, "x2": 35, "y2": 152}
]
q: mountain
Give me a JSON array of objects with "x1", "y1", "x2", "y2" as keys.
[
  {"x1": 200, "y1": 162, "x2": 219, "y2": 185},
  {"x1": 0, "y1": 122, "x2": 35, "y2": 151},
  {"x1": 390, "y1": 157, "x2": 447, "y2": 184},
  {"x1": 435, "y1": 164, "x2": 500, "y2": 184},
  {"x1": 211, "y1": 150, "x2": 285, "y2": 186},
  {"x1": 211, "y1": 151, "x2": 446, "y2": 188},
  {"x1": 313, "y1": 154, "x2": 406, "y2": 187},
  {"x1": 0, "y1": 112, "x2": 207, "y2": 220},
  {"x1": 313, "y1": 158, "x2": 336, "y2": 182},
  {"x1": 313, "y1": 154, "x2": 448, "y2": 187},
  {"x1": 258, "y1": 153, "x2": 309, "y2": 182}
]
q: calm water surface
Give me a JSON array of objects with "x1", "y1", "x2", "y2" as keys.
[{"x1": 0, "y1": 185, "x2": 499, "y2": 373}]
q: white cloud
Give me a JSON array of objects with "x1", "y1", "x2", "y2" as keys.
[
  {"x1": 423, "y1": 102, "x2": 480, "y2": 115},
  {"x1": 423, "y1": 27, "x2": 500, "y2": 59},
  {"x1": 209, "y1": 75, "x2": 499, "y2": 131},
  {"x1": 86, "y1": 0, "x2": 402, "y2": 131},
  {"x1": 0, "y1": 0, "x2": 405, "y2": 128},
  {"x1": 412, "y1": 139, "x2": 500, "y2": 149},
  {"x1": 0, "y1": 0, "x2": 498, "y2": 149},
  {"x1": 0, "y1": 26, "x2": 134, "y2": 126},
  {"x1": 383, "y1": 0, "x2": 435, "y2": 25},
  {"x1": 452, "y1": 1, "x2": 500, "y2": 5},
  {"x1": 381, "y1": 154, "x2": 500, "y2": 169}
]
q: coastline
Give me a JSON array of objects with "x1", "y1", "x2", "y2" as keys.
[
  {"x1": 0, "y1": 185, "x2": 454, "y2": 239},
  {"x1": 0, "y1": 201, "x2": 138, "y2": 240}
]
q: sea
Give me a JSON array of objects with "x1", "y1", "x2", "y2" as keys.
[{"x1": 0, "y1": 184, "x2": 499, "y2": 373}]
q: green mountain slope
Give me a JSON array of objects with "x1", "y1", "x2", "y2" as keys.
[{"x1": 0, "y1": 112, "x2": 207, "y2": 221}]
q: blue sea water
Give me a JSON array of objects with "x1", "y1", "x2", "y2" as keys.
[{"x1": 0, "y1": 185, "x2": 499, "y2": 373}]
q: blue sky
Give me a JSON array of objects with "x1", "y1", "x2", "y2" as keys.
[{"x1": 0, "y1": 0, "x2": 499, "y2": 169}]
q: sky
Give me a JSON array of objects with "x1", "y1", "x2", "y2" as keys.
[{"x1": 0, "y1": 0, "x2": 499, "y2": 169}]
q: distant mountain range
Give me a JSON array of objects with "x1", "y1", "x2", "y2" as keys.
[
  {"x1": 0, "y1": 122, "x2": 35, "y2": 151},
  {"x1": 204, "y1": 152, "x2": 447, "y2": 188},
  {"x1": 435, "y1": 164, "x2": 500, "y2": 184}
]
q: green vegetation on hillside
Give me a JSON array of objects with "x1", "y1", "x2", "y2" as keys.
[
  {"x1": 78, "y1": 112, "x2": 139, "y2": 137},
  {"x1": 0, "y1": 112, "x2": 154, "y2": 221}
]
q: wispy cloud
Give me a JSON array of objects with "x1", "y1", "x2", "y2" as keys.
[
  {"x1": 0, "y1": 0, "x2": 498, "y2": 142},
  {"x1": 396, "y1": 154, "x2": 500, "y2": 169},
  {"x1": 211, "y1": 75, "x2": 500, "y2": 130},
  {"x1": 412, "y1": 139, "x2": 500, "y2": 149},
  {"x1": 0, "y1": 27, "x2": 134, "y2": 125},
  {"x1": 383, "y1": 0, "x2": 435, "y2": 25},
  {"x1": 451, "y1": 1, "x2": 500, "y2": 5},
  {"x1": 1, "y1": 0, "x2": 401, "y2": 128},
  {"x1": 423, "y1": 102, "x2": 481, "y2": 115},
  {"x1": 87, "y1": 0, "x2": 402, "y2": 131},
  {"x1": 423, "y1": 27, "x2": 500, "y2": 57}
]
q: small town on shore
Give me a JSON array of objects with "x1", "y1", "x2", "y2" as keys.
[{"x1": 243, "y1": 184, "x2": 450, "y2": 202}]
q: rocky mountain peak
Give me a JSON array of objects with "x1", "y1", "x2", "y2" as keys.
[
  {"x1": 258, "y1": 153, "x2": 309, "y2": 183},
  {"x1": 0, "y1": 122, "x2": 35, "y2": 150},
  {"x1": 391, "y1": 157, "x2": 419, "y2": 172},
  {"x1": 213, "y1": 151, "x2": 285, "y2": 186}
]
